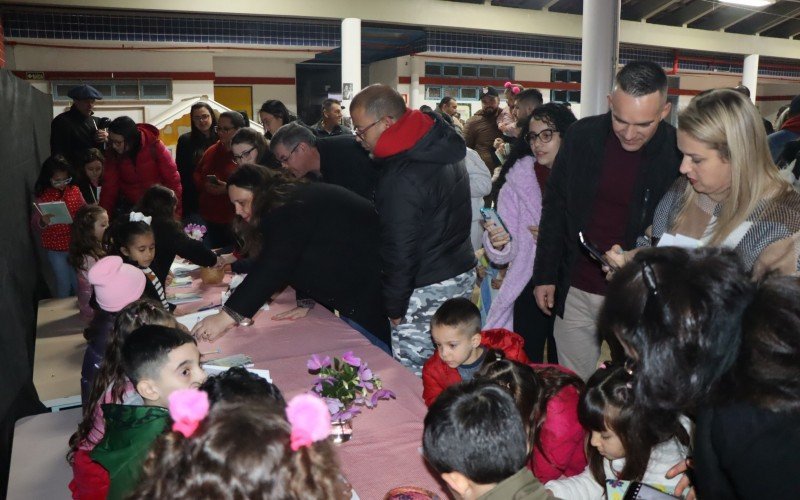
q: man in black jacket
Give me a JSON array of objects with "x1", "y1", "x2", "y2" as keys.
[
  {"x1": 50, "y1": 84, "x2": 108, "y2": 166},
  {"x1": 351, "y1": 84, "x2": 476, "y2": 376},
  {"x1": 532, "y1": 61, "x2": 681, "y2": 380},
  {"x1": 271, "y1": 122, "x2": 377, "y2": 201}
]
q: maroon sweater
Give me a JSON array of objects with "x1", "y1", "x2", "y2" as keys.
[{"x1": 571, "y1": 133, "x2": 642, "y2": 295}]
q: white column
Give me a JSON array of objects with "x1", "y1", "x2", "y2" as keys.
[
  {"x1": 580, "y1": 0, "x2": 621, "y2": 118},
  {"x1": 742, "y1": 54, "x2": 759, "y2": 104},
  {"x1": 341, "y1": 18, "x2": 361, "y2": 116},
  {"x1": 410, "y1": 55, "x2": 421, "y2": 110}
]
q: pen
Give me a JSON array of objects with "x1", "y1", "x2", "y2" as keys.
[{"x1": 198, "y1": 303, "x2": 221, "y2": 312}]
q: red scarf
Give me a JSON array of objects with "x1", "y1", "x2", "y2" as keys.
[
  {"x1": 373, "y1": 109, "x2": 434, "y2": 159},
  {"x1": 781, "y1": 114, "x2": 800, "y2": 134}
]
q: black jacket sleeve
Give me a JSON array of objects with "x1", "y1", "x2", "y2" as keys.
[
  {"x1": 223, "y1": 207, "x2": 305, "y2": 318},
  {"x1": 151, "y1": 220, "x2": 217, "y2": 283},
  {"x1": 532, "y1": 126, "x2": 573, "y2": 286}
]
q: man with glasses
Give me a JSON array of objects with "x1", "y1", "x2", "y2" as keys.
[
  {"x1": 532, "y1": 61, "x2": 681, "y2": 381},
  {"x1": 312, "y1": 99, "x2": 352, "y2": 138},
  {"x1": 271, "y1": 122, "x2": 376, "y2": 201},
  {"x1": 50, "y1": 84, "x2": 109, "y2": 166},
  {"x1": 350, "y1": 84, "x2": 475, "y2": 376}
]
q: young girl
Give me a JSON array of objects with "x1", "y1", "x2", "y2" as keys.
[
  {"x1": 477, "y1": 357, "x2": 587, "y2": 483},
  {"x1": 130, "y1": 395, "x2": 350, "y2": 499},
  {"x1": 545, "y1": 364, "x2": 691, "y2": 499},
  {"x1": 34, "y1": 155, "x2": 87, "y2": 297},
  {"x1": 136, "y1": 185, "x2": 219, "y2": 286},
  {"x1": 105, "y1": 213, "x2": 169, "y2": 309},
  {"x1": 76, "y1": 148, "x2": 104, "y2": 205},
  {"x1": 68, "y1": 205, "x2": 108, "y2": 320},
  {"x1": 69, "y1": 299, "x2": 178, "y2": 500}
]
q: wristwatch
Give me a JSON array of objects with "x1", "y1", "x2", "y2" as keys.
[{"x1": 221, "y1": 305, "x2": 253, "y2": 327}]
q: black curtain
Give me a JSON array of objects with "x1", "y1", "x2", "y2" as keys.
[{"x1": 0, "y1": 69, "x2": 51, "y2": 497}]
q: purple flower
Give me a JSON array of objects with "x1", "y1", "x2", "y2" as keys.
[
  {"x1": 325, "y1": 397, "x2": 343, "y2": 415},
  {"x1": 358, "y1": 365, "x2": 374, "y2": 390},
  {"x1": 307, "y1": 354, "x2": 331, "y2": 371},
  {"x1": 333, "y1": 406, "x2": 362, "y2": 421},
  {"x1": 370, "y1": 389, "x2": 396, "y2": 407},
  {"x1": 341, "y1": 351, "x2": 362, "y2": 367}
]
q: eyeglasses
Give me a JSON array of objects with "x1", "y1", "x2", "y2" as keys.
[
  {"x1": 51, "y1": 177, "x2": 72, "y2": 186},
  {"x1": 232, "y1": 146, "x2": 257, "y2": 164},
  {"x1": 525, "y1": 129, "x2": 556, "y2": 144},
  {"x1": 277, "y1": 143, "x2": 300, "y2": 164},
  {"x1": 354, "y1": 117, "x2": 384, "y2": 140},
  {"x1": 214, "y1": 126, "x2": 237, "y2": 133}
]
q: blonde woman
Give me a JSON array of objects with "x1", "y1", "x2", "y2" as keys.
[{"x1": 606, "y1": 89, "x2": 800, "y2": 275}]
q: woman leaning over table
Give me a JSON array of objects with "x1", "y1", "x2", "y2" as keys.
[
  {"x1": 192, "y1": 164, "x2": 391, "y2": 352},
  {"x1": 605, "y1": 88, "x2": 800, "y2": 275}
]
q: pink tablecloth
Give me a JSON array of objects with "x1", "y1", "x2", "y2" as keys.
[{"x1": 177, "y1": 280, "x2": 448, "y2": 499}]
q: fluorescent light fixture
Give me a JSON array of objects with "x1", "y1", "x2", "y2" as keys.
[{"x1": 719, "y1": 0, "x2": 776, "y2": 7}]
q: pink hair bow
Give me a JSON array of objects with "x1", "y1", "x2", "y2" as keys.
[
  {"x1": 504, "y1": 81, "x2": 521, "y2": 94},
  {"x1": 286, "y1": 393, "x2": 331, "y2": 451},
  {"x1": 168, "y1": 388, "x2": 210, "y2": 438}
]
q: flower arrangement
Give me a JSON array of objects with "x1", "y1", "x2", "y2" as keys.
[
  {"x1": 307, "y1": 351, "x2": 395, "y2": 421},
  {"x1": 184, "y1": 223, "x2": 207, "y2": 241}
]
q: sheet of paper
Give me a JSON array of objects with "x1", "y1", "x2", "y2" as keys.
[
  {"x1": 37, "y1": 201, "x2": 72, "y2": 224},
  {"x1": 170, "y1": 261, "x2": 200, "y2": 276},
  {"x1": 170, "y1": 276, "x2": 193, "y2": 288},
  {"x1": 167, "y1": 292, "x2": 203, "y2": 305},
  {"x1": 657, "y1": 232, "x2": 700, "y2": 249},
  {"x1": 175, "y1": 308, "x2": 219, "y2": 330}
]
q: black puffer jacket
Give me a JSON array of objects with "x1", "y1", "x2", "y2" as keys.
[{"x1": 374, "y1": 112, "x2": 475, "y2": 318}]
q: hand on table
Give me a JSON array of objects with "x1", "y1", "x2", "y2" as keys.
[
  {"x1": 666, "y1": 459, "x2": 695, "y2": 500},
  {"x1": 192, "y1": 310, "x2": 236, "y2": 342},
  {"x1": 271, "y1": 306, "x2": 310, "y2": 321},
  {"x1": 533, "y1": 285, "x2": 556, "y2": 316},
  {"x1": 486, "y1": 221, "x2": 510, "y2": 250},
  {"x1": 216, "y1": 253, "x2": 236, "y2": 268}
]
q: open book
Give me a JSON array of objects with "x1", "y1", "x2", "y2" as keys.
[{"x1": 36, "y1": 201, "x2": 72, "y2": 224}]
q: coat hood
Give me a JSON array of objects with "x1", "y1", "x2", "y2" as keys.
[{"x1": 137, "y1": 123, "x2": 161, "y2": 145}]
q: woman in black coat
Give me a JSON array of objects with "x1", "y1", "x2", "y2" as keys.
[{"x1": 192, "y1": 164, "x2": 389, "y2": 349}]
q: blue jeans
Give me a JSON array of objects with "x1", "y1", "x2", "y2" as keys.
[
  {"x1": 342, "y1": 316, "x2": 392, "y2": 355},
  {"x1": 47, "y1": 250, "x2": 77, "y2": 298}
]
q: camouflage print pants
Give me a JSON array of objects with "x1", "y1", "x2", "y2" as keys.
[{"x1": 392, "y1": 269, "x2": 477, "y2": 376}]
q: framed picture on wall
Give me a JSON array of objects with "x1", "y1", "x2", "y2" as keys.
[{"x1": 457, "y1": 102, "x2": 473, "y2": 120}]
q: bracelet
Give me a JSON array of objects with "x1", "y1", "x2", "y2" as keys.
[{"x1": 221, "y1": 305, "x2": 253, "y2": 327}]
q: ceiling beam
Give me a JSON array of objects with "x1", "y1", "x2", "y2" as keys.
[
  {"x1": 622, "y1": 0, "x2": 679, "y2": 21},
  {"x1": 720, "y1": 2, "x2": 800, "y2": 35},
  {"x1": 688, "y1": 5, "x2": 756, "y2": 31},
  {"x1": 653, "y1": 0, "x2": 717, "y2": 27},
  {"x1": 761, "y1": 18, "x2": 800, "y2": 39}
]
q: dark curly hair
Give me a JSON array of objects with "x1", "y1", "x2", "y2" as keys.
[
  {"x1": 67, "y1": 205, "x2": 107, "y2": 270},
  {"x1": 131, "y1": 400, "x2": 346, "y2": 499},
  {"x1": 200, "y1": 366, "x2": 285, "y2": 407}
]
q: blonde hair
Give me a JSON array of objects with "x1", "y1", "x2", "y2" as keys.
[{"x1": 674, "y1": 89, "x2": 791, "y2": 245}]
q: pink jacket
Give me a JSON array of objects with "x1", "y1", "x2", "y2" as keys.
[
  {"x1": 530, "y1": 363, "x2": 587, "y2": 483},
  {"x1": 483, "y1": 155, "x2": 542, "y2": 331}
]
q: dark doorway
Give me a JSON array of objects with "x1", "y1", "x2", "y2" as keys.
[{"x1": 295, "y1": 63, "x2": 370, "y2": 126}]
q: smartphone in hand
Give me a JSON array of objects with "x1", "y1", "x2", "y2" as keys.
[
  {"x1": 578, "y1": 231, "x2": 618, "y2": 270},
  {"x1": 480, "y1": 207, "x2": 512, "y2": 241}
]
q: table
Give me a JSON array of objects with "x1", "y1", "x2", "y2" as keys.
[{"x1": 179, "y1": 280, "x2": 449, "y2": 499}]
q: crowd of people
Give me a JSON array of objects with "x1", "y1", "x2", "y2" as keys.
[{"x1": 36, "y1": 59, "x2": 800, "y2": 499}]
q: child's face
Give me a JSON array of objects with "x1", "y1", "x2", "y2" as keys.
[
  {"x1": 93, "y1": 212, "x2": 109, "y2": 241},
  {"x1": 431, "y1": 324, "x2": 482, "y2": 369},
  {"x1": 85, "y1": 160, "x2": 103, "y2": 184},
  {"x1": 148, "y1": 342, "x2": 207, "y2": 407},
  {"x1": 50, "y1": 170, "x2": 71, "y2": 191},
  {"x1": 590, "y1": 428, "x2": 626, "y2": 461},
  {"x1": 122, "y1": 232, "x2": 155, "y2": 268}
]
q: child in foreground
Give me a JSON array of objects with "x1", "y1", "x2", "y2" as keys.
[
  {"x1": 130, "y1": 392, "x2": 350, "y2": 499},
  {"x1": 544, "y1": 364, "x2": 690, "y2": 499},
  {"x1": 423, "y1": 380, "x2": 555, "y2": 499},
  {"x1": 68, "y1": 205, "x2": 108, "y2": 320},
  {"x1": 69, "y1": 299, "x2": 178, "y2": 500},
  {"x1": 477, "y1": 358, "x2": 586, "y2": 483},
  {"x1": 89, "y1": 325, "x2": 207, "y2": 500},
  {"x1": 422, "y1": 297, "x2": 529, "y2": 406}
]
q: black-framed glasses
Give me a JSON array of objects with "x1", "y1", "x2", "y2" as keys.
[
  {"x1": 277, "y1": 143, "x2": 300, "y2": 164},
  {"x1": 214, "y1": 125, "x2": 237, "y2": 133},
  {"x1": 232, "y1": 146, "x2": 257, "y2": 164},
  {"x1": 525, "y1": 129, "x2": 556, "y2": 144},
  {"x1": 354, "y1": 117, "x2": 384, "y2": 140}
]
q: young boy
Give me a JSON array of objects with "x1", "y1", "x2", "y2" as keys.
[
  {"x1": 422, "y1": 297, "x2": 529, "y2": 406},
  {"x1": 90, "y1": 325, "x2": 207, "y2": 500},
  {"x1": 423, "y1": 380, "x2": 555, "y2": 499}
]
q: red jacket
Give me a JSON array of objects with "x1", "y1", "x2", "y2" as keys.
[
  {"x1": 100, "y1": 124, "x2": 182, "y2": 217},
  {"x1": 527, "y1": 363, "x2": 587, "y2": 483},
  {"x1": 422, "y1": 328, "x2": 529, "y2": 406},
  {"x1": 193, "y1": 141, "x2": 237, "y2": 224},
  {"x1": 35, "y1": 185, "x2": 86, "y2": 251}
]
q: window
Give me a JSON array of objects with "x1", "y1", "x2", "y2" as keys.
[
  {"x1": 425, "y1": 85, "x2": 483, "y2": 101},
  {"x1": 550, "y1": 69, "x2": 581, "y2": 104},
  {"x1": 424, "y1": 62, "x2": 514, "y2": 81},
  {"x1": 53, "y1": 80, "x2": 173, "y2": 101}
]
